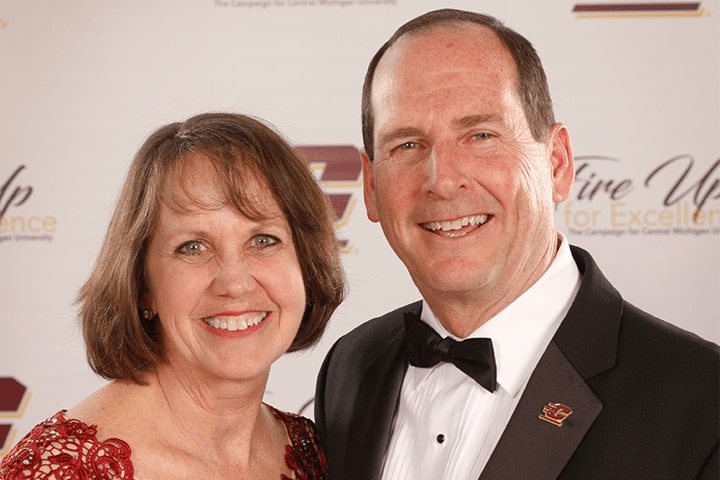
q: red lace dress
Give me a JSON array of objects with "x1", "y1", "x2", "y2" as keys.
[{"x1": 0, "y1": 408, "x2": 327, "y2": 479}]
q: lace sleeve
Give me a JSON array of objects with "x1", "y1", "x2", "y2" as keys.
[
  {"x1": 271, "y1": 408, "x2": 327, "y2": 480},
  {"x1": 0, "y1": 411, "x2": 134, "y2": 480}
]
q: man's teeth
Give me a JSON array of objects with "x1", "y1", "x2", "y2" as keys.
[
  {"x1": 204, "y1": 312, "x2": 268, "y2": 331},
  {"x1": 423, "y1": 214, "x2": 489, "y2": 233}
]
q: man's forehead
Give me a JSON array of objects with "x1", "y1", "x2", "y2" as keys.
[
  {"x1": 384, "y1": 22, "x2": 499, "y2": 60},
  {"x1": 374, "y1": 24, "x2": 512, "y2": 88}
]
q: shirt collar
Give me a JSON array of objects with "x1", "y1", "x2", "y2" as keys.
[{"x1": 419, "y1": 234, "x2": 581, "y2": 396}]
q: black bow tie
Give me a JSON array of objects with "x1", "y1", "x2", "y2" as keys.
[{"x1": 404, "y1": 313, "x2": 497, "y2": 392}]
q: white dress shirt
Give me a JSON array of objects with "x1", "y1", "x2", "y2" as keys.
[{"x1": 380, "y1": 235, "x2": 581, "y2": 480}]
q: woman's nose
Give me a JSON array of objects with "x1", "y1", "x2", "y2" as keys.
[{"x1": 210, "y1": 256, "x2": 258, "y2": 298}]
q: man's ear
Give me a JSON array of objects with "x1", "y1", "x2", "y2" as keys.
[
  {"x1": 548, "y1": 123, "x2": 575, "y2": 203},
  {"x1": 361, "y1": 150, "x2": 380, "y2": 223}
]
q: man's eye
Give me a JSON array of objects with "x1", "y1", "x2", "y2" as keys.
[
  {"x1": 473, "y1": 132, "x2": 492, "y2": 140},
  {"x1": 177, "y1": 240, "x2": 204, "y2": 255},
  {"x1": 252, "y1": 234, "x2": 279, "y2": 248},
  {"x1": 398, "y1": 141, "x2": 418, "y2": 150}
]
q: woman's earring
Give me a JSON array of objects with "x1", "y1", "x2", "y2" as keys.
[{"x1": 141, "y1": 308, "x2": 154, "y2": 320}]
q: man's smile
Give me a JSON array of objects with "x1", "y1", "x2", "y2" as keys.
[{"x1": 421, "y1": 214, "x2": 490, "y2": 237}]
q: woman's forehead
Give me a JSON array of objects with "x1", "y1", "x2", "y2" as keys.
[{"x1": 161, "y1": 152, "x2": 278, "y2": 216}]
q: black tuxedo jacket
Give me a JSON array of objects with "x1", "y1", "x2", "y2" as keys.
[{"x1": 315, "y1": 246, "x2": 719, "y2": 479}]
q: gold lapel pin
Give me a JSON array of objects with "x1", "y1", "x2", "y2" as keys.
[{"x1": 539, "y1": 402, "x2": 573, "y2": 427}]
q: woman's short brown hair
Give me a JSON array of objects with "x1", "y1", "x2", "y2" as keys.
[{"x1": 78, "y1": 112, "x2": 346, "y2": 382}]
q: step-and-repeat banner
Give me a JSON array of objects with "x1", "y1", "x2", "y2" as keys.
[{"x1": 1, "y1": 0, "x2": 718, "y2": 454}]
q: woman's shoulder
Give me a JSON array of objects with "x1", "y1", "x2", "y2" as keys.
[
  {"x1": 0, "y1": 410, "x2": 134, "y2": 479},
  {"x1": 268, "y1": 406, "x2": 327, "y2": 480}
]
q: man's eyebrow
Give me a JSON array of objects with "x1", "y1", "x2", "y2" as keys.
[
  {"x1": 452, "y1": 114, "x2": 501, "y2": 129},
  {"x1": 377, "y1": 127, "x2": 425, "y2": 149},
  {"x1": 377, "y1": 114, "x2": 502, "y2": 149}
]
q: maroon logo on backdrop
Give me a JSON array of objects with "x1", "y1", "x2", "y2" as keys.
[
  {"x1": 0, "y1": 377, "x2": 29, "y2": 454},
  {"x1": 573, "y1": 2, "x2": 705, "y2": 15},
  {"x1": 296, "y1": 145, "x2": 363, "y2": 250}
]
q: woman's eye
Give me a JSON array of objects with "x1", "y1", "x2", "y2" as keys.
[
  {"x1": 252, "y1": 234, "x2": 279, "y2": 248},
  {"x1": 177, "y1": 240, "x2": 205, "y2": 255}
]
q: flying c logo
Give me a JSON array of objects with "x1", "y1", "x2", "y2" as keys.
[
  {"x1": 0, "y1": 377, "x2": 30, "y2": 455},
  {"x1": 296, "y1": 145, "x2": 363, "y2": 251}
]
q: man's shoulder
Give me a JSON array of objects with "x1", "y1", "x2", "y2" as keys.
[
  {"x1": 566, "y1": 243, "x2": 718, "y2": 366},
  {"x1": 584, "y1": 299, "x2": 720, "y2": 420},
  {"x1": 620, "y1": 301, "x2": 719, "y2": 363}
]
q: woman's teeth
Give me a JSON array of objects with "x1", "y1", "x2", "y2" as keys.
[{"x1": 203, "y1": 312, "x2": 268, "y2": 331}]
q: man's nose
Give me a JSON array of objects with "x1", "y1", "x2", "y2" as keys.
[{"x1": 423, "y1": 142, "x2": 469, "y2": 198}]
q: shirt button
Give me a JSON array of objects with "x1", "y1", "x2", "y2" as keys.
[{"x1": 436, "y1": 434, "x2": 445, "y2": 444}]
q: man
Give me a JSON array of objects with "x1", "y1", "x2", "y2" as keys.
[{"x1": 314, "y1": 8, "x2": 719, "y2": 480}]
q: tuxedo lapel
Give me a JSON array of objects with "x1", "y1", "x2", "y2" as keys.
[
  {"x1": 480, "y1": 342, "x2": 602, "y2": 480},
  {"x1": 481, "y1": 247, "x2": 620, "y2": 480},
  {"x1": 343, "y1": 319, "x2": 409, "y2": 480}
]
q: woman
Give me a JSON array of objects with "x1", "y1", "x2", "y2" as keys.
[{"x1": 0, "y1": 112, "x2": 346, "y2": 479}]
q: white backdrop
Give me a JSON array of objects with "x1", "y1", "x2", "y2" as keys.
[{"x1": 1, "y1": 0, "x2": 718, "y2": 455}]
